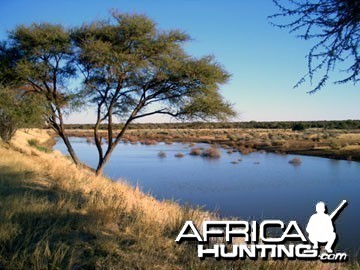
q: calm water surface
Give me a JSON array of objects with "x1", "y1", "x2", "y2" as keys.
[{"x1": 55, "y1": 137, "x2": 360, "y2": 256}]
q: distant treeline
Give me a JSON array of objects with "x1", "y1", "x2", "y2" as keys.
[{"x1": 61, "y1": 120, "x2": 360, "y2": 130}]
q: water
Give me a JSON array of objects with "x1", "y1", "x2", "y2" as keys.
[{"x1": 55, "y1": 137, "x2": 360, "y2": 257}]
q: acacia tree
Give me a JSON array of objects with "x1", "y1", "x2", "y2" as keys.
[
  {"x1": 2, "y1": 24, "x2": 81, "y2": 164},
  {"x1": 72, "y1": 13, "x2": 235, "y2": 176},
  {"x1": 269, "y1": 0, "x2": 359, "y2": 93}
]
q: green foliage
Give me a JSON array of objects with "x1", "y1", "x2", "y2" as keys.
[
  {"x1": 72, "y1": 12, "x2": 235, "y2": 122},
  {"x1": 292, "y1": 123, "x2": 306, "y2": 131},
  {"x1": 63, "y1": 120, "x2": 360, "y2": 131},
  {"x1": 1, "y1": 14, "x2": 236, "y2": 171},
  {"x1": 69, "y1": 12, "x2": 236, "y2": 174},
  {"x1": 7, "y1": 23, "x2": 78, "y2": 108},
  {"x1": 0, "y1": 42, "x2": 22, "y2": 86},
  {"x1": 0, "y1": 86, "x2": 45, "y2": 142},
  {"x1": 2, "y1": 23, "x2": 83, "y2": 164},
  {"x1": 27, "y1": 139, "x2": 52, "y2": 153}
]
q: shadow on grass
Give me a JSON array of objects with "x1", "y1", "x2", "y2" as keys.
[
  {"x1": 0, "y1": 166, "x2": 352, "y2": 269},
  {"x1": 0, "y1": 165, "x2": 126, "y2": 269}
]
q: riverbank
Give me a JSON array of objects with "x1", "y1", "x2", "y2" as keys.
[
  {"x1": 63, "y1": 128, "x2": 360, "y2": 161},
  {"x1": 0, "y1": 129, "x2": 356, "y2": 269}
]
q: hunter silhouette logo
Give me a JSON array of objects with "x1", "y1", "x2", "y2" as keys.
[
  {"x1": 306, "y1": 200, "x2": 347, "y2": 253},
  {"x1": 176, "y1": 200, "x2": 348, "y2": 261}
]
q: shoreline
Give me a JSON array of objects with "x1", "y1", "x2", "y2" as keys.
[
  {"x1": 59, "y1": 128, "x2": 360, "y2": 162},
  {"x1": 0, "y1": 129, "x2": 357, "y2": 268}
]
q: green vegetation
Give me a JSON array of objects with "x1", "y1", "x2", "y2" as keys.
[
  {"x1": 292, "y1": 123, "x2": 306, "y2": 131},
  {"x1": 28, "y1": 139, "x2": 52, "y2": 153},
  {"x1": 0, "y1": 23, "x2": 81, "y2": 165},
  {"x1": 0, "y1": 86, "x2": 44, "y2": 142},
  {"x1": 71, "y1": 12, "x2": 235, "y2": 175},
  {"x1": 1, "y1": 13, "x2": 235, "y2": 176},
  {"x1": 62, "y1": 120, "x2": 360, "y2": 131}
]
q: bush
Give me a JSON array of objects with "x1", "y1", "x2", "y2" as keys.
[
  {"x1": 143, "y1": 139, "x2": 157, "y2": 145},
  {"x1": 28, "y1": 139, "x2": 52, "y2": 153},
  {"x1": 201, "y1": 147, "x2": 221, "y2": 158},
  {"x1": 289, "y1": 157, "x2": 302, "y2": 164},
  {"x1": 0, "y1": 86, "x2": 45, "y2": 142},
  {"x1": 190, "y1": 147, "x2": 202, "y2": 156},
  {"x1": 292, "y1": 123, "x2": 305, "y2": 131},
  {"x1": 158, "y1": 151, "x2": 166, "y2": 158},
  {"x1": 330, "y1": 139, "x2": 341, "y2": 150},
  {"x1": 174, "y1": 153, "x2": 184, "y2": 158}
]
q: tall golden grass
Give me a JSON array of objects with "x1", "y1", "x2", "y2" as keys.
[{"x1": 0, "y1": 129, "x2": 356, "y2": 269}]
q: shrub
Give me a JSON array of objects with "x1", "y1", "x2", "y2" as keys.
[
  {"x1": 289, "y1": 157, "x2": 302, "y2": 164},
  {"x1": 0, "y1": 86, "x2": 45, "y2": 142},
  {"x1": 201, "y1": 147, "x2": 220, "y2": 158},
  {"x1": 190, "y1": 147, "x2": 202, "y2": 156},
  {"x1": 292, "y1": 123, "x2": 306, "y2": 131},
  {"x1": 330, "y1": 139, "x2": 341, "y2": 150},
  {"x1": 28, "y1": 139, "x2": 52, "y2": 153},
  {"x1": 143, "y1": 139, "x2": 157, "y2": 145},
  {"x1": 174, "y1": 153, "x2": 184, "y2": 158}
]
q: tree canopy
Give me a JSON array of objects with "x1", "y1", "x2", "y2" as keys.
[
  {"x1": 1, "y1": 23, "x2": 82, "y2": 163},
  {"x1": 72, "y1": 13, "x2": 235, "y2": 174},
  {"x1": 0, "y1": 12, "x2": 235, "y2": 175},
  {"x1": 269, "y1": 0, "x2": 360, "y2": 93}
]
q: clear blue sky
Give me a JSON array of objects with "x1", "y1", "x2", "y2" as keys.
[{"x1": 1, "y1": 0, "x2": 359, "y2": 122}]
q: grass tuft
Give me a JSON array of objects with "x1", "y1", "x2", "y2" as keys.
[{"x1": 28, "y1": 139, "x2": 52, "y2": 153}]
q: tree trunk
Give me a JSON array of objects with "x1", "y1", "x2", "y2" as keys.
[
  {"x1": 94, "y1": 118, "x2": 134, "y2": 176},
  {"x1": 50, "y1": 106, "x2": 81, "y2": 166},
  {"x1": 95, "y1": 142, "x2": 116, "y2": 176},
  {"x1": 59, "y1": 131, "x2": 81, "y2": 166},
  {"x1": 93, "y1": 93, "x2": 143, "y2": 176}
]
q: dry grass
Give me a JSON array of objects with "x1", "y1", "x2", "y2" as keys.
[
  {"x1": 0, "y1": 130, "x2": 211, "y2": 269},
  {"x1": 0, "y1": 129, "x2": 357, "y2": 269},
  {"x1": 64, "y1": 127, "x2": 360, "y2": 161}
]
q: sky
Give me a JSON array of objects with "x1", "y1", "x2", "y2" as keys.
[{"x1": 1, "y1": 0, "x2": 359, "y2": 123}]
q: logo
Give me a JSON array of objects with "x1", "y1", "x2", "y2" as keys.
[{"x1": 176, "y1": 200, "x2": 348, "y2": 262}]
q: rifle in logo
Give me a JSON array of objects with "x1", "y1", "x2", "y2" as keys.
[{"x1": 306, "y1": 200, "x2": 347, "y2": 253}]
